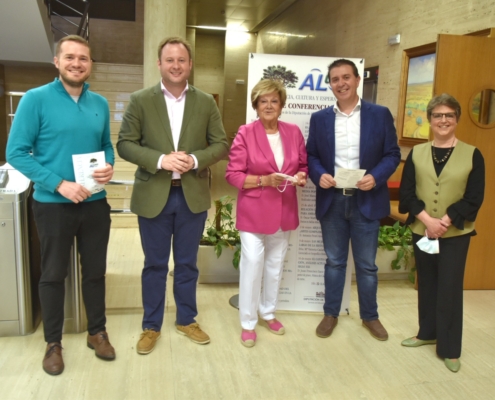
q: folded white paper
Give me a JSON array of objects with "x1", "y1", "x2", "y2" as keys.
[
  {"x1": 334, "y1": 168, "x2": 366, "y2": 188},
  {"x1": 72, "y1": 151, "x2": 106, "y2": 194}
]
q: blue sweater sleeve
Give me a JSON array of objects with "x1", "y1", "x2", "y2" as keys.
[{"x1": 6, "y1": 91, "x2": 63, "y2": 192}]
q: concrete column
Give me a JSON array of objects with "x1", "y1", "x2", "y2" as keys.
[
  {"x1": 143, "y1": 0, "x2": 187, "y2": 88},
  {"x1": 223, "y1": 31, "x2": 257, "y2": 143},
  {"x1": 186, "y1": 27, "x2": 196, "y2": 85}
]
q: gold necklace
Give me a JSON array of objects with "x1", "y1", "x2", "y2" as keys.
[{"x1": 432, "y1": 137, "x2": 456, "y2": 164}]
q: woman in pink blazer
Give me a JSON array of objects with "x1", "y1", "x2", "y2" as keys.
[{"x1": 225, "y1": 79, "x2": 308, "y2": 347}]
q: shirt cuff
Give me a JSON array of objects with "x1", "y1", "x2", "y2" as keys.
[
  {"x1": 157, "y1": 154, "x2": 165, "y2": 170},
  {"x1": 190, "y1": 154, "x2": 198, "y2": 170}
]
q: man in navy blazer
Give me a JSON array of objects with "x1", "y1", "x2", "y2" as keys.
[{"x1": 306, "y1": 59, "x2": 400, "y2": 341}]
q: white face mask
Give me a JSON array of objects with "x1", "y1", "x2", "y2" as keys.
[{"x1": 416, "y1": 235, "x2": 440, "y2": 254}]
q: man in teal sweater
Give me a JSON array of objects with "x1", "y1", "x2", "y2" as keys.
[{"x1": 6, "y1": 35, "x2": 116, "y2": 375}]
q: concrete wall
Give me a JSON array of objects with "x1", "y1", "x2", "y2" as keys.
[
  {"x1": 257, "y1": 0, "x2": 495, "y2": 122},
  {"x1": 194, "y1": 33, "x2": 225, "y2": 116},
  {"x1": 0, "y1": 65, "x2": 6, "y2": 161},
  {"x1": 52, "y1": 0, "x2": 145, "y2": 65},
  {"x1": 3, "y1": 65, "x2": 58, "y2": 139}
]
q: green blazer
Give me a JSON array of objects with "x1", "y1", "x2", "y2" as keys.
[{"x1": 117, "y1": 83, "x2": 229, "y2": 218}]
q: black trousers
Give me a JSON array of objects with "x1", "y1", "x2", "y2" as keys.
[
  {"x1": 413, "y1": 233, "x2": 471, "y2": 359},
  {"x1": 32, "y1": 199, "x2": 111, "y2": 343}
]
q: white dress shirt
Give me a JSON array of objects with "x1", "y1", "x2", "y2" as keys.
[
  {"x1": 333, "y1": 99, "x2": 361, "y2": 188},
  {"x1": 157, "y1": 81, "x2": 198, "y2": 179}
]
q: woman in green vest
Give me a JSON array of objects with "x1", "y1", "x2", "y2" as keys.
[{"x1": 398, "y1": 93, "x2": 485, "y2": 373}]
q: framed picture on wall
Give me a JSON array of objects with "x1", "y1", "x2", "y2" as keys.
[{"x1": 396, "y1": 42, "x2": 437, "y2": 147}]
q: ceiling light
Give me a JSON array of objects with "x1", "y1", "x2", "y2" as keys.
[
  {"x1": 268, "y1": 31, "x2": 312, "y2": 38},
  {"x1": 187, "y1": 25, "x2": 248, "y2": 32}
]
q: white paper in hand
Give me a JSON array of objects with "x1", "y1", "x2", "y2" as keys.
[{"x1": 72, "y1": 151, "x2": 106, "y2": 194}]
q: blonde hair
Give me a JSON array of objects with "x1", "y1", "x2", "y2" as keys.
[{"x1": 251, "y1": 79, "x2": 287, "y2": 109}]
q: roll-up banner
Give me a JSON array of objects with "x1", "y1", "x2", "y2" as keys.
[{"x1": 246, "y1": 53, "x2": 365, "y2": 313}]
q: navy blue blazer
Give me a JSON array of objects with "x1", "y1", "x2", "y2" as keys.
[{"x1": 306, "y1": 99, "x2": 401, "y2": 221}]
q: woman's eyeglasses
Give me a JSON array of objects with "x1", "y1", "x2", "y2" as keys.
[{"x1": 431, "y1": 113, "x2": 456, "y2": 120}]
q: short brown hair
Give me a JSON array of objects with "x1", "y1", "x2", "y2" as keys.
[
  {"x1": 251, "y1": 79, "x2": 287, "y2": 109},
  {"x1": 55, "y1": 35, "x2": 91, "y2": 57},
  {"x1": 427, "y1": 93, "x2": 461, "y2": 122},
  {"x1": 157, "y1": 37, "x2": 192, "y2": 61},
  {"x1": 328, "y1": 59, "x2": 359, "y2": 79}
]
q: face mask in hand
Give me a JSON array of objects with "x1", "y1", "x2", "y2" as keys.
[{"x1": 416, "y1": 234, "x2": 440, "y2": 254}]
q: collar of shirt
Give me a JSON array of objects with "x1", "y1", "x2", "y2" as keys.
[
  {"x1": 333, "y1": 98, "x2": 361, "y2": 116},
  {"x1": 160, "y1": 80, "x2": 189, "y2": 101},
  {"x1": 333, "y1": 98, "x2": 361, "y2": 178}
]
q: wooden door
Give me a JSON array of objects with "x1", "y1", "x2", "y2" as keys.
[{"x1": 434, "y1": 33, "x2": 495, "y2": 289}]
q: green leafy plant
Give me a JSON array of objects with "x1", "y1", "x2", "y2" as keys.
[
  {"x1": 378, "y1": 221, "x2": 414, "y2": 271},
  {"x1": 408, "y1": 265, "x2": 417, "y2": 284},
  {"x1": 200, "y1": 195, "x2": 241, "y2": 269}
]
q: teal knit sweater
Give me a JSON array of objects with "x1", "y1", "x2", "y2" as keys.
[{"x1": 6, "y1": 78, "x2": 114, "y2": 203}]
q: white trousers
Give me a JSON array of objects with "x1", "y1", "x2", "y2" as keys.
[{"x1": 239, "y1": 229, "x2": 290, "y2": 330}]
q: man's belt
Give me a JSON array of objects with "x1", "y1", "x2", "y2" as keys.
[
  {"x1": 171, "y1": 179, "x2": 182, "y2": 187},
  {"x1": 335, "y1": 188, "x2": 356, "y2": 196}
]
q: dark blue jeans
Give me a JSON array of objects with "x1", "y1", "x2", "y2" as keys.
[
  {"x1": 138, "y1": 186, "x2": 207, "y2": 330},
  {"x1": 320, "y1": 193, "x2": 380, "y2": 320}
]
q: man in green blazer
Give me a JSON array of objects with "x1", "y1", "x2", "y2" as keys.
[{"x1": 117, "y1": 37, "x2": 229, "y2": 354}]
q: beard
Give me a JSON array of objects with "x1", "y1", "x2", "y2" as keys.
[{"x1": 59, "y1": 70, "x2": 89, "y2": 88}]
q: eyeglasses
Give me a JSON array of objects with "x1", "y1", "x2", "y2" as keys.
[{"x1": 431, "y1": 113, "x2": 456, "y2": 120}]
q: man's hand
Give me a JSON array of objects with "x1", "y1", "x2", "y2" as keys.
[
  {"x1": 57, "y1": 181, "x2": 92, "y2": 204},
  {"x1": 319, "y1": 173, "x2": 336, "y2": 189},
  {"x1": 356, "y1": 174, "x2": 376, "y2": 191},
  {"x1": 161, "y1": 151, "x2": 194, "y2": 173},
  {"x1": 92, "y1": 163, "x2": 114, "y2": 184}
]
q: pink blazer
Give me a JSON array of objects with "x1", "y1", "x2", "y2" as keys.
[{"x1": 225, "y1": 119, "x2": 308, "y2": 234}]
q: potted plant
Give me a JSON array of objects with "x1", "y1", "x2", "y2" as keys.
[
  {"x1": 197, "y1": 195, "x2": 241, "y2": 283},
  {"x1": 376, "y1": 221, "x2": 415, "y2": 282}
]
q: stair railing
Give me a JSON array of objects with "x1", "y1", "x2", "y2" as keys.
[{"x1": 45, "y1": 0, "x2": 90, "y2": 41}]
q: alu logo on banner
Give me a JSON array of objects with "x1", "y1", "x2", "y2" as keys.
[{"x1": 298, "y1": 68, "x2": 330, "y2": 91}]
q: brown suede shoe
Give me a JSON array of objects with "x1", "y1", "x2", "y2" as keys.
[
  {"x1": 87, "y1": 331, "x2": 116, "y2": 360},
  {"x1": 362, "y1": 319, "x2": 389, "y2": 341},
  {"x1": 43, "y1": 342, "x2": 64, "y2": 375},
  {"x1": 316, "y1": 315, "x2": 338, "y2": 338},
  {"x1": 176, "y1": 323, "x2": 210, "y2": 344},
  {"x1": 137, "y1": 329, "x2": 161, "y2": 354}
]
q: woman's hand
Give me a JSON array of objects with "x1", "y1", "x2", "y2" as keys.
[
  {"x1": 294, "y1": 171, "x2": 307, "y2": 186},
  {"x1": 417, "y1": 210, "x2": 449, "y2": 238},
  {"x1": 440, "y1": 214, "x2": 452, "y2": 228},
  {"x1": 425, "y1": 217, "x2": 449, "y2": 239},
  {"x1": 262, "y1": 173, "x2": 286, "y2": 187}
]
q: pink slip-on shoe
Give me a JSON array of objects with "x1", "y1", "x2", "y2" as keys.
[
  {"x1": 241, "y1": 331, "x2": 257, "y2": 347},
  {"x1": 266, "y1": 320, "x2": 285, "y2": 335}
]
